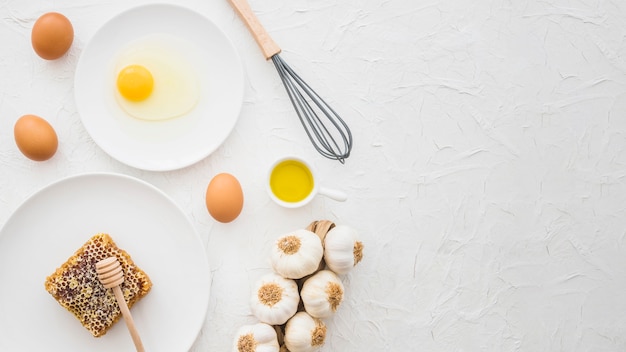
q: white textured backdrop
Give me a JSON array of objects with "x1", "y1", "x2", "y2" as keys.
[{"x1": 2, "y1": 0, "x2": 626, "y2": 350}]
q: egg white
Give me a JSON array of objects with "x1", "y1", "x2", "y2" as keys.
[{"x1": 113, "y1": 34, "x2": 199, "y2": 121}]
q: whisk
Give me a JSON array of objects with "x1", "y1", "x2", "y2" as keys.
[{"x1": 227, "y1": 0, "x2": 353, "y2": 163}]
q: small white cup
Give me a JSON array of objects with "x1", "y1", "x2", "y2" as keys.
[{"x1": 267, "y1": 156, "x2": 347, "y2": 208}]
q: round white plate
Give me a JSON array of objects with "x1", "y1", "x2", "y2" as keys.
[
  {"x1": 0, "y1": 173, "x2": 210, "y2": 352},
  {"x1": 75, "y1": 4, "x2": 244, "y2": 171}
]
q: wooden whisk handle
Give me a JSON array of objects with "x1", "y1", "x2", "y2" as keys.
[
  {"x1": 113, "y1": 286, "x2": 145, "y2": 352},
  {"x1": 227, "y1": 0, "x2": 281, "y2": 59}
]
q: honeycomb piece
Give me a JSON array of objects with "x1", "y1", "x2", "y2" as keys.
[{"x1": 44, "y1": 233, "x2": 152, "y2": 337}]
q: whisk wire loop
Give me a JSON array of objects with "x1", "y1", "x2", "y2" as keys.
[
  {"x1": 287, "y1": 65, "x2": 346, "y2": 156},
  {"x1": 275, "y1": 60, "x2": 338, "y2": 158},
  {"x1": 271, "y1": 54, "x2": 353, "y2": 163}
]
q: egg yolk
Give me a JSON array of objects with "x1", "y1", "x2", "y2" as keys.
[{"x1": 116, "y1": 64, "x2": 154, "y2": 102}]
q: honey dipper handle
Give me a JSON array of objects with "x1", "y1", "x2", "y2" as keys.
[
  {"x1": 113, "y1": 286, "x2": 145, "y2": 352},
  {"x1": 227, "y1": 0, "x2": 281, "y2": 59}
]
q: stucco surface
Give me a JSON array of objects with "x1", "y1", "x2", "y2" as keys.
[{"x1": 1, "y1": 0, "x2": 626, "y2": 350}]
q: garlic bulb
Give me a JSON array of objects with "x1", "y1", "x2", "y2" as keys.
[
  {"x1": 300, "y1": 270, "x2": 344, "y2": 318},
  {"x1": 284, "y1": 311, "x2": 327, "y2": 352},
  {"x1": 251, "y1": 272, "x2": 300, "y2": 325},
  {"x1": 271, "y1": 229, "x2": 323, "y2": 279},
  {"x1": 233, "y1": 323, "x2": 280, "y2": 352},
  {"x1": 323, "y1": 225, "x2": 363, "y2": 274}
]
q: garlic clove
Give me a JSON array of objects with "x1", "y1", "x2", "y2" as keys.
[
  {"x1": 323, "y1": 225, "x2": 364, "y2": 274},
  {"x1": 271, "y1": 229, "x2": 324, "y2": 279},
  {"x1": 250, "y1": 273, "x2": 300, "y2": 325},
  {"x1": 233, "y1": 323, "x2": 280, "y2": 352},
  {"x1": 300, "y1": 270, "x2": 344, "y2": 318},
  {"x1": 284, "y1": 311, "x2": 327, "y2": 352}
]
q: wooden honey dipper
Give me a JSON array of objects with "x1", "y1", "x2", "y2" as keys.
[{"x1": 96, "y1": 257, "x2": 145, "y2": 352}]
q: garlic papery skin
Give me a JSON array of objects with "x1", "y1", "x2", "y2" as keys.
[
  {"x1": 323, "y1": 225, "x2": 364, "y2": 274},
  {"x1": 251, "y1": 272, "x2": 300, "y2": 325},
  {"x1": 284, "y1": 311, "x2": 327, "y2": 352},
  {"x1": 233, "y1": 323, "x2": 280, "y2": 352},
  {"x1": 300, "y1": 270, "x2": 344, "y2": 318},
  {"x1": 271, "y1": 229, "x2": 323, "y2": 279}
]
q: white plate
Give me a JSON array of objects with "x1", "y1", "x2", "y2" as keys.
[
  {"x1": 75, "y1": 4, "x2": 244, "y2": 171},
  {"x1": 0, "y1": 173, "x2": 210, "y2": 351}
]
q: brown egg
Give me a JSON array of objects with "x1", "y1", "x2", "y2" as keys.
[
  {"x1": 205, "y1": 173, "x2": 244, "y2": 223},
  {"x1": 31, "y1": 12, "x2": 74, "y2": 60},
  {"x1": 14, "y1": 114, "x2": 58, "y2": 161}
]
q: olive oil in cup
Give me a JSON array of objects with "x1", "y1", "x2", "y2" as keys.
[{"x1": 267, "y1": 156, "x2": 347, "y2": 208}]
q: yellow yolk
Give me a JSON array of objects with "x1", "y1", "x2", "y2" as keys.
[{"x1": 117, "y1": 64, "x2": 154, "y2": 102}]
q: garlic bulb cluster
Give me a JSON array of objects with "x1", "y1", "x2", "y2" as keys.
[
  {"x1": 271, "y1": 229, "x2": 323, "y2": 279},
  {"x1": 234, "y1": 221, "x2": 363, "y2": 352},
  {"x1": 251, "y1": 273, "x2": 300, "y2": 325},
  {"x1": 323, "y1": 225, "x2": 364, "y2": 274},
  {"x1": 233, "y1": 323, "x2": 280, "y2": 352}
]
